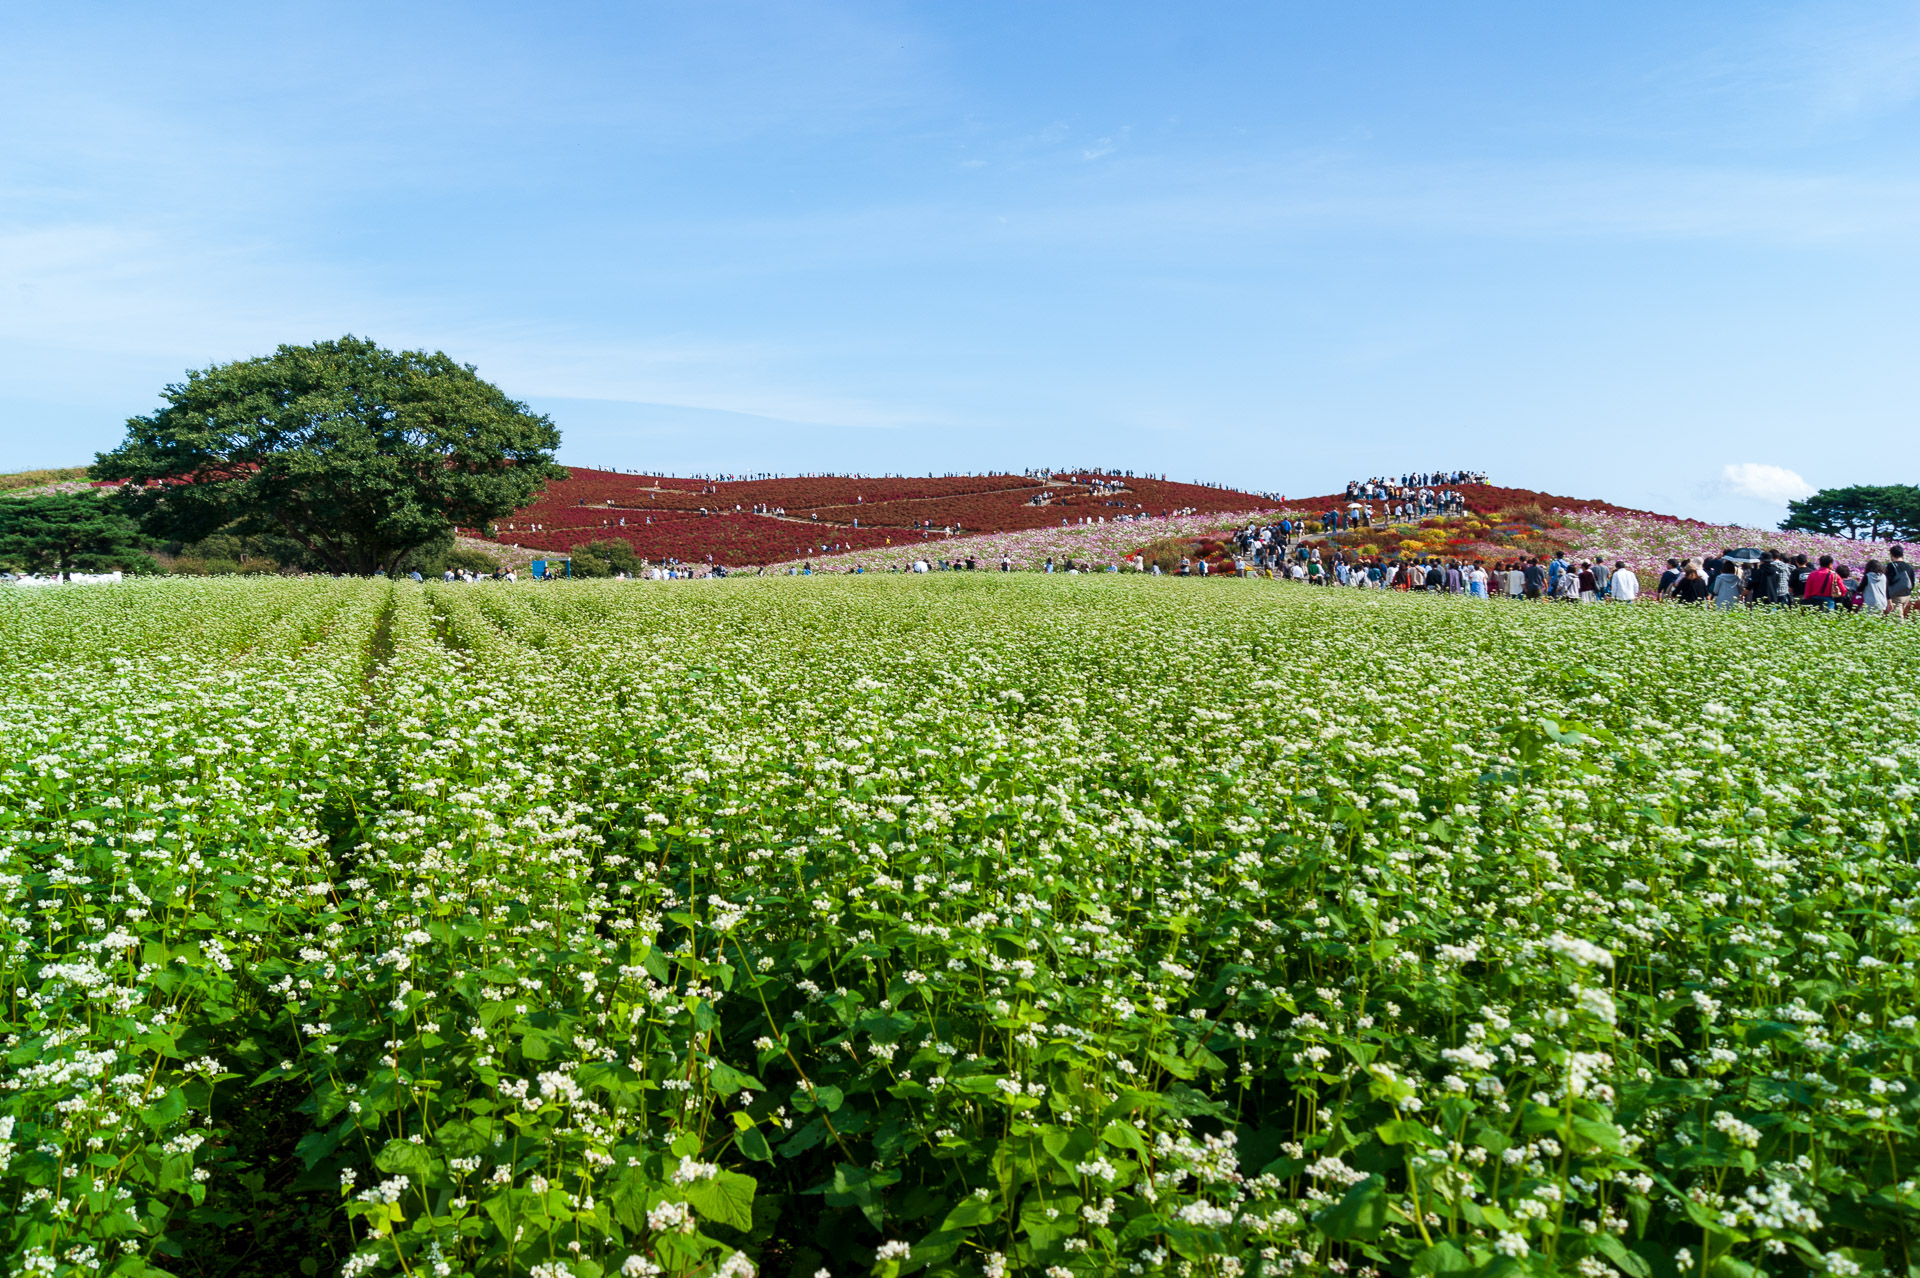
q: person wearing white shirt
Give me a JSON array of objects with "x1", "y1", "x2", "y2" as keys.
[{"x1": 1608, "y1": 561, "x2": 1639, "y2": 602}]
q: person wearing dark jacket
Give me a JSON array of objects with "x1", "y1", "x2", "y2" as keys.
[
  {"x1": 1755, "y1": 552, "x2": 1790, "y2": 605},
  {"x1": 1887, "y1": 545, "x2": 1915, "y2": 617},
  {"x1": 1788, "y1": 554, "x2": 1811, "y2": 604},
  {"x1": 1674, "y1": 567, "x2": 1712, "y2": 603},
  {"x1": 1657, "y1": 558, "x2": 1681, "y2": 597}
]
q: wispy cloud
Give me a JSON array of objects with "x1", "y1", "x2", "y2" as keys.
[
  {"x1": 1082, "y1": 127, "x2": 1129, "y2": 161},
  {"x1": 1662, "y1": 0, "x2": 1920, "y2": 133}
]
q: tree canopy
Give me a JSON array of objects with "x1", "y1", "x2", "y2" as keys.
[
  {"x1": 570, "y1": 538, "x2": 644, "y2": 577},
  {"x1": 0, "y1": 492, "x2": 156, "y2": 578},
  {"x1": 1780, "y1": 484, "x2": 1920, "y2": 542},
  {"x1": 92, "y1": 336, "x2": 566, "y2": 575}
]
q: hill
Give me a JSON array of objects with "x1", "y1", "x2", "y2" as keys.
[
  {"x1": 0, "y1": 466, "x2": 93, "y2": 497},
  {"x1": 8, "y1": 466, "x2": 1887, "y2": 575},
  {"x1": 475, "y1": 467, "x2": 1274, "y2": 565}
]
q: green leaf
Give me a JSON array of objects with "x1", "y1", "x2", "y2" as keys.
[
  {"x1": 1151, "y1": 1049, "x2": 1197, "y2": 1079},
  {"x1": 899, "y1": 1227, "x2": 967, "y2": 1275},
  {"x1": 827, "y1": 1163, "x2": 899, "y2": 1229},
  {"x1": 941, "y1": 1196, "x2": 995, "y2": 1230},
  {"x1": 1101, "y1": 1120, "x2": 1149, "y2": 1155},
  {"x1": 1160, "y1": 1083, "x2": 1228, "y2": 1119},
  {"x1": 1019, "y1": 1192, "x2": 1083, "y2": 1249},
  {"x1": 794, "y1": 1083, "x2": 844, "y2": 1113},
  {"x1": 735, "y1": 1127, "x2": 774, "y2": 1162},
  {"x1": 1376, "y1": 1119, "x2": 1441, "y2": 1148},
  {"x1": 374, "y1": 1138, "x2": 433, "y2": 1178},
  {"x1": 1592, "y1": 1234, "x2": 1653, "y2": 1278},
  {"x1": 141, "y1": 1088, "x2": 188, "y2": 1130},
  {"x1": 1315, "y1": 1174, "x2": 1387, "y2": 1241},
  {"x1": 708, "y1": 1059, "x2": 763, "y2": 1096},
  {"x1": 1411, "y1": 1241, "x2": 1472, "y2": 1275},
  {"x1": 685, "y1": 1170, "x2": 756, "y2": 1231},
  {"x1": 1570, "y1": 1115, "x2": 1625, "y2": 1153},
  {"x1": 778, "y1": 1117, "x2": 828, "y2": 1158}
]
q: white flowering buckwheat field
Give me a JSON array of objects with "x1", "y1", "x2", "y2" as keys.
[{"x1": 2, "y1": 576, "x2": 1916, "y2": 1278}]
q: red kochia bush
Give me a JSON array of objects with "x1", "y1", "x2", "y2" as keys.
[
  {"x1": 490, "y1": 512, "x2": 912, "y2": 564},
  {"x1": 489, "y1": 468, "x2": 1277, "y2": 564}
]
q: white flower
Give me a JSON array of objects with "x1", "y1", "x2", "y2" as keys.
[
  {"x1": 1176, "y1": 1201, "x2": 1235, "y2": 1227},
  {"x1": 648, "y1": 1200, "x2": 695, "y2": 1233},
  {"x1": 1546, "y1": 933, "x2": 1613, "y2": 968}
]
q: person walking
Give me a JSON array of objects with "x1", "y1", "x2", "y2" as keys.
[
  {"x1": 1576, "y1": 561, "x2": 1598, "y2": 603},
  {"x1": 1886, "y1": 545, "x2": 1914, "y2": 617},
  {"x1": 1710, "y1": 560, "x2": 1744, "y2": 610},
  {"x1": 1656, "y1": 558, "x2": 1680, "y2": 597},
  {"x1": 1802, "y1": 555, "x2": 1844, "y2": 610},
  {"x1": 1748, "y1": 552, "x2": 1784, "y2": 605},
  {"x1": 1675, "y1": 565, "x2": 1711, "y2": 603},
  {"x1": 1861, "y1": 559, "x2": 1889, "y2": 615},
  {"x1": 1608, "y1": 561, "x2": 1638, "y2": 602}
]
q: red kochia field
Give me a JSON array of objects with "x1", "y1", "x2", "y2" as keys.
[{"x1": 478, "y1": 469, "x2": 1277, "y2": 564}]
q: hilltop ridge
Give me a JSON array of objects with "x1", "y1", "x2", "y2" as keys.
[{"x1": 7, "y1": 464, "x2": 1826, "y2": 571}]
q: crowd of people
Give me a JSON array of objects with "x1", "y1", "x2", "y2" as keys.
[
  {"x1": 1348, "y1": 470, "x2": 1488, "y2": 497},
  {"x1": 1208, "y1": 528, "x2": 1916, "y2": 617},
  {"x1": 1323, "y1": 475, "x2": 1479, "y2": 528},
  {"x1": 1654, "y1": 547, "x2": 1915, "y2": 616}
]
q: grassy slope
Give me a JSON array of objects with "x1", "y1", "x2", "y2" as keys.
[{"x1": 0, "y1": 466, "x2": 92, "y2": 493}]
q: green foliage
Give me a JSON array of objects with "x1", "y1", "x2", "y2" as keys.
[
  {"x1": 2, "y1": 577, "x2": 1918, "y2": 1276},
  {"x1": 393, "y1": 539, "x2": 503, "y2": 578},
  {"x1": 1133, "y1": 536, "x2": 1190, "y2": 574},
  {"x1": 92, "y1": 335, "x2": 567, "y2": 576},
  {"x1": 0, "y1": 490, "x2": 158, "y2": 576},
  {"x1": 165, "y1": 530, "x2": 299, "y2": 575},
  {"x1": 444, "y1": 545, "x2": 504, "y2": 574},
  {"x1": 1781, "y1": 484, "x2": 1920, "y2": 541},
  {"x1": 0, "y1": 466, "x2": 91, "y2": 493},
  {"x1": 570, "y1": 538, "x2": 642, "y2": 577}
]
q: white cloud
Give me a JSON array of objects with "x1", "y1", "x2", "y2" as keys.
[{"x1": 1722, "y1": 462, "x2": 1815, "y2": 504}]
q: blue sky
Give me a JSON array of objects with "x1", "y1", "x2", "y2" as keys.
[{"x1": 3, "y1": 1, "x2": 1917, "y2": 522}]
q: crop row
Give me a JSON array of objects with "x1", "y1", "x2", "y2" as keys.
[{"x1": 2, "y1": 579, "x2": 1917, "y2": 1278}]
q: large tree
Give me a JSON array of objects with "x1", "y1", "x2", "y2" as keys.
[
  {"x1": 93, "y1": 336, "x2": 566, "y2": 575},
  {"x1": 1780, "y1": 484, "x2": 1920, "y2": 542},
  {"x1": 0, "y1": 492, "x2": 156, "y2": 579}
]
